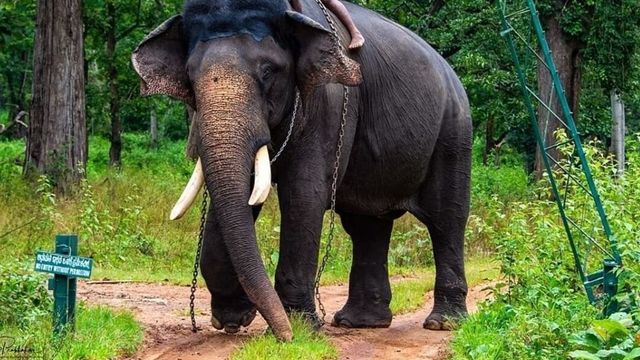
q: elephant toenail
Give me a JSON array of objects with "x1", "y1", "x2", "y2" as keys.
[
  {"x1": 241, "y1": 311, "x2": 257, "y2": 327},
  {"x1": 224, "y1": 323, "x2": 240, "y2": 333},
  {"x1": 211, "y1": 315, "x2": 223, "y2": 330},
  {"x1": 423, "y1": 319, "x2": 442, "y2": 330}
]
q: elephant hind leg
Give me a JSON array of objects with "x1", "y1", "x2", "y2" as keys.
[
  {"x1": 410, "y1": 140, "x2": 471, "y2": 331},
  {"x1": 332, "y1": 212, "x2": 393, "y2": 328}
]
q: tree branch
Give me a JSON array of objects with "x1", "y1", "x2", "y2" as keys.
[
  {"x1": 0, "y1": 111, "x2": 28, "y2": 134},
  {"x1": 116, "y1": 0, "x2": 142, "y2": 41}
]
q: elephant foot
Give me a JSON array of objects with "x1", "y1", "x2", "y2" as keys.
[
  {"x1": 423, "y1": 308, "x2": 466, "y2": 331},
  {"x1": 331, "y1": 303, "x2": 392, "y2": 328},
  {"x1": 211, "y1": 306, "x2": 257, "y2": 334}
]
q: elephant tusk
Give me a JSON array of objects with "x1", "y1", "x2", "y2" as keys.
[
  {"x1": 248, "y1": 145, "x2": 271, "y2": 206},
  {"x1": 170, "y1": 158, "x2": 205, "y2": 220}
]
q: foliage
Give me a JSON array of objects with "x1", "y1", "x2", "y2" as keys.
[
  {"x1": 0, "y1": 260, "x2": 51, "y2": 329},
  {"x1": 0, "y1": 261, "x2": 142, "y2": 360},
  {"x1": 0, "y1": 134, "x2": 515, "y2": 286},
  {"x1": 0, "y1": 0, "x2": 35, "y2": 121},
  {"x1": 451, "y1": 135, "x2": 640, "y2": 359},
  {"x1": 569, "y1": 311, "x2": 640, "y2": 360},
  {"x1": 3, "y1": 0, "x2": 639, "y2": 163},
  {"x1": 83, "y1": 0, "x2": 187, "y2": 139}
]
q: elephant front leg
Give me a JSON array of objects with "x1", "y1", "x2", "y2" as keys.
[
  {"x1": 199, "y1": 206, "x2": 260, "y2": 333},
  {"x1": 332, "y1": 213, "x2": 393, "y2": 328},
  {"x1": 274, "y1": 182, "x2": 326, "y2": 327}
]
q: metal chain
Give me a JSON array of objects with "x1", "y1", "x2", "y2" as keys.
[
  {"x1": 313, "y1": 0, "x2": 347, "y2": 53},
  {"x1": 190, "y1": 190, "x2": 208, "y2": 333},
  {"x1": 271, "y1": 90, "x2": 300, "y2": 164},
  {"x1": 312, "y1": 0, "x2": 350, "y2": 325}
]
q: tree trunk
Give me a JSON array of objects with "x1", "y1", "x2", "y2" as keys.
[
  {"x1": 150, "y1": 109, "x2": 158, "y2": 149},
  {"x1": 483, "y1": 115, "x2": 495, "y2": 166},
  {"x1": 610, "y1": 89, "x2": 625, "y2": 176},
  {"x1": 106, "y1": 0, "x2": 122, "y2": 167},
  {"x1": 534, "y1": 16, "x2": 583, "y2": 179},
  {"x1": 26, "y1": 0, "x2": 87, "y2": 194}
]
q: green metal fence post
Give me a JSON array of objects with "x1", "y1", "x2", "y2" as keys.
[
  {"x1": 603, "y1": 259, "x2": 619, "y2": 314},
  {"x1": 67, "y1": 235, "x2": 78, "y2": 330},
  {"x1": 37, "y1": 234, "x2": 92, "y2": 337},
  {"x1": 52, "y1": 235, "x2": 71, "y2": 335}
]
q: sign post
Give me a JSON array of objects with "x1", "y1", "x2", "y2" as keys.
[{"x1": 35, "y1": 234, "x2": 92, "y2": 335}]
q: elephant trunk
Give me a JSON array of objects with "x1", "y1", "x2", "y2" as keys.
[{"x1": 195, "y1": 66, "x2": 292, "y2": 341}]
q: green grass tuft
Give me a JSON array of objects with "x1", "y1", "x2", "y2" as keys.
[{"x1": 56, "y1": 305, "x2": 143, "y2": 359}]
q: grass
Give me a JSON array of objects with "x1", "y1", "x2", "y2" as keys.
[
  {"x1": 231, "y1": 315, "x2": 338, "y2": 360},
  {"x1": 1, "y1": 135, "x2": 522, "y2": 288},
  {"x1": 390, "y1": 256, "x2": 499, "y2": 315},
  {"x1": 1, "y1": 305, "x2": 142, "y2": 360},
  {"x1": 0, "y1": 260, "x2": 143, "y2": 360}
]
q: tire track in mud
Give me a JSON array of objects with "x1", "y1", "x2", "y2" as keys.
[{"x1": 78, "y1": 280, "x2": 492, "y2": 360}]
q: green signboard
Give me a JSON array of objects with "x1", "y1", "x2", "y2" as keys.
[{"x1": 34, "y1": 251, "x2": 93, "y2": 278}]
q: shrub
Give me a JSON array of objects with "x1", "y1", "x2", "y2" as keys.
[
  {"x1": 0, "y1": 261, "x2": 51, "y2": 328},
  {"x1": 452, "y1": 134, "x2": 640, "y2": 359}
]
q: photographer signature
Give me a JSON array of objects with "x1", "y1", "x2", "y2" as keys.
[{"x1": 0, "y1": 336, "x2": 37, "y2": 359}]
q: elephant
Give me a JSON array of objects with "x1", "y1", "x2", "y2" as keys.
[{"x1": 132, "y1": 0, "x2": 471, "y2": 342}]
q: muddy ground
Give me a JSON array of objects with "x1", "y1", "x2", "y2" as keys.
[{"x1": 78, "y1": 279, "x2": 491, "y2": 360}]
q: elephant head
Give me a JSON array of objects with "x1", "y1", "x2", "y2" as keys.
[{"x1": 131, "y1": 0, "x2": 361, "y2": 341}]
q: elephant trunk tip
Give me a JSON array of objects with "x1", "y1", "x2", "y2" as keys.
[{"x1": 274, "y1": 325, "x2": 294, "y2": 342}]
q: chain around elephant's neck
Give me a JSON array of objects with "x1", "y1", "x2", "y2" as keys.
[{"x1": 270, "y1": 90, "x2": 300, "y2": 164}]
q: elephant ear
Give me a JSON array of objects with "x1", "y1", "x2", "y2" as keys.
[
  {"x1": 131, "y1": 15, "x2": 194, "y2": 108},
  {"x1": 286, "y1": 11, "x2": 362, "y2": 96}
]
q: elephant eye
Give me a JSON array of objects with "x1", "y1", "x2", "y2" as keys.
[{"x1": 260, "y1": 63, "x2": 276, "y2": 82}]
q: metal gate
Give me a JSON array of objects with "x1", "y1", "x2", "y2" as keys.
[{"x1": 496, "y1": 0, "x2": 622, "y2": 312}]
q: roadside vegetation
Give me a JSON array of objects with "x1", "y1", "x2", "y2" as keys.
[
  {"x1": 451, "y1": 137, "x2": 640, "y2": 360},
  {"x1": 0, "y1": 134, "x2": 519, "y2": 286},
  {"x1": 0, "y1": 260, "x2": 142, "y2": 360}
]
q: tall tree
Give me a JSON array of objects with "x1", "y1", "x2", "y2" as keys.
[
  {"x1": 534, "y1": 9, "x2": 585, "y2": 179},
  {"x1": 535, "y1": 0, "x2": 640, "y2": 177},
  {"x1": 106, "y1": 0, "x2": 123, "y2": 167},
  {"x1": 26, "y1": 0, "x2": 87, "y2": 193}
]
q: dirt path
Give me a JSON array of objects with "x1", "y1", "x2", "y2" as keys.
[{"x1": 78, "y1": 280, "x2": 491, "y2": 360}]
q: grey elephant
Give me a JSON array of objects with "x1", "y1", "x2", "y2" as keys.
[{"x1": 132, "y1": 0, "x2": 471, "y2": 341}]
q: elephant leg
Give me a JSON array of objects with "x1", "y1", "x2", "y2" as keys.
[
  {"x1": 200, "y1": 205, "x2": 262, "y2": 333},
  {"x1": 332, "y1": 213, "x2": 393, "y2": 328},
  {"x1": 411, "y1": 143, "x2": 470, "y2": 331},
  {"x1": 274, "y1": 183, "x2": 326, "y2": 327}
]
